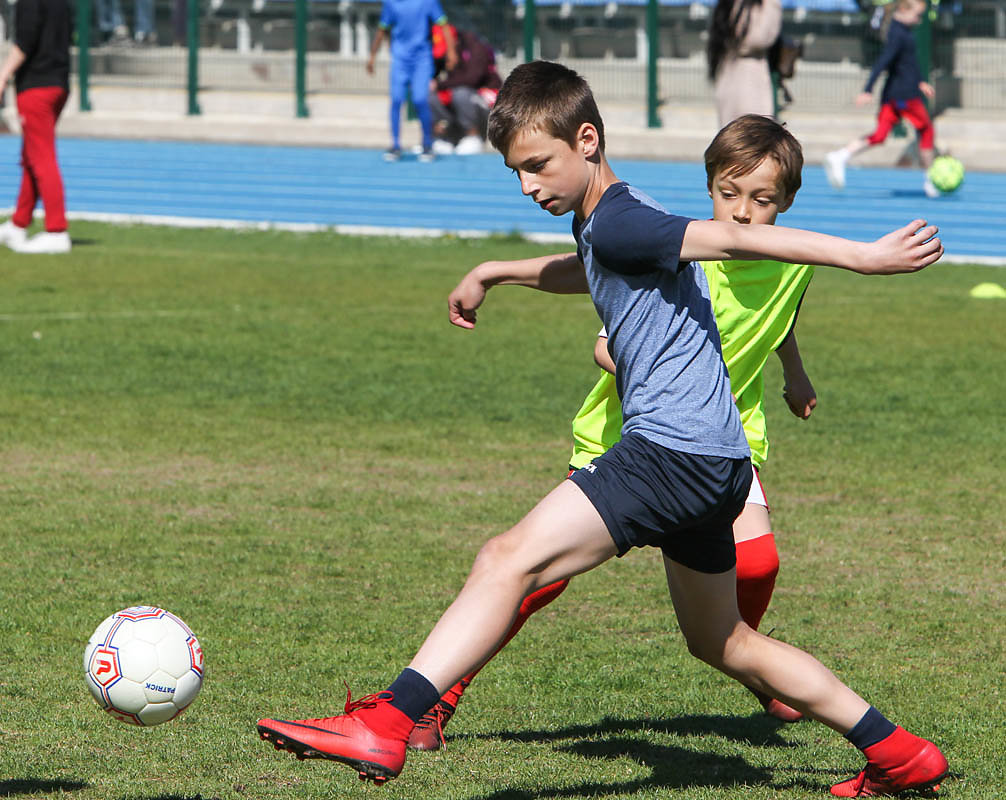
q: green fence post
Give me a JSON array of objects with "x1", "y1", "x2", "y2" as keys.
[
  {"x1": 523, "y1": 0, "x2": 536, "y2": 62},
  {"x1": 187, "y1": 0, "x2": 201, "y2": 115},
  {"x1": 646, "y1": 0, "x2": 661, "y2": 128},
  {"x1": 77, "y1": 0, "x2": 92, "y2": 111},
  {"x1": 916, "y1": 2, "x2": 932, "y2": 81},
  {"x1": 295, "y1": 0, "x2": 309, "y2": 117}
]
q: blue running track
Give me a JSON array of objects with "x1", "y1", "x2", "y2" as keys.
[{"x1": 1, "y1": 137, "x2": 1002, "y2": 262}]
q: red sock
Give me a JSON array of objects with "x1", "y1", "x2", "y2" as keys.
[
  {"x1": 735, "y1": 533, "x2": 779, "y2": 630},
  {"x1": 455, "y1": 579, "x2": 570, "y2": 691},
  {"x1": 864, "y1": 726, "x2": 928, "y2": 769}
]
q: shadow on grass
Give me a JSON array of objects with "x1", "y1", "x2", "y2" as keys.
[
  {"x1": 119, "y1": 795, "x2": 221, "y2": 800},
  {"x1": 455, "y1": 714, "x2": 855, "y2": 800},
  {"x1": 467, "y1": 737, "x2": 770, "y2": 799},
  {"x1": 463, "y1": 712, "x2": 798, "y2": 748},
  {"x1": 0, "y1": 778, "x2": 87, "y2": 796}
]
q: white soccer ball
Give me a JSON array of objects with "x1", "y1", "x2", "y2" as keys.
[{"x1": 84, "y1": 606, "x2": 204, "y2": 726}]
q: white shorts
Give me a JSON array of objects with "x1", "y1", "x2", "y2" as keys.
[{"x1": 745, "y1": 465, "x2": 768, "y2": 509}]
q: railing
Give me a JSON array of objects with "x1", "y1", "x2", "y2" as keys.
[{"x1": 1, "y1": 0, "x2": 1003, "y2": 120}]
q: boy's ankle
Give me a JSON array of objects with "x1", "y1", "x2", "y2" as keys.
[{"x1": 346, "y1": 692, "x2": 415, "y2": 741}]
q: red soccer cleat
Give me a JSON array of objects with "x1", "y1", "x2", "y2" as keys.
[
  {"x1": 408, "y1": 677, "x2": 469, "y2": 752},
  {"x1": 749, "y1": 687, "x2": 804, "y2": 723},
  {"x1": 830, "y1": 739, "x2": 948, "y2": 797},
  {"x1": 257, "y1": 690, "x2": 406, "y2": 785},
  {"x1": 407, "y1": 698, "x2": 458, "y2": 751}
]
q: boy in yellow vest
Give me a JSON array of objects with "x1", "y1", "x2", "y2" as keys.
[{"x1": 407, "y1": 113, "x2": 827, "y2": 743}]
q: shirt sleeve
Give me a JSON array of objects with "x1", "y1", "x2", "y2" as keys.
[
  {"x1": 592, "y1": 198, "x2": 693, "y2": 276},
  {"x1": 864, "y1": 25, "x2": 903, "y2": 93},
  {"x1": 378, "y1": 2, "x2": 393, "y2": 30},
  {"x1": 14, "y1": 0, "x2": 44, "y2": 57},
  {"x1": 429, "y1": 0, "x2": 448, "y2": 25}
]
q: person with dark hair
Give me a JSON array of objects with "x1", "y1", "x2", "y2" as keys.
[
  {"x1": 707, "y1": 0, "x2": 781, "y2": 126},
  {"x1": 0, "y1": 0, "x2": 72, "y2": 253},
  {"x1": 429, "y1": 25, "x2": 501, "y2": 156}
]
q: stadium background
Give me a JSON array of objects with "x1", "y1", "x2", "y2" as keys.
[{"x1": 1, "y1": 0, "x2": 1004, "y2": 258}]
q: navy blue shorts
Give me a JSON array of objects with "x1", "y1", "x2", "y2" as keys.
[{"x1": 567, "y1": 432, "x2": 751, "y2": 574}]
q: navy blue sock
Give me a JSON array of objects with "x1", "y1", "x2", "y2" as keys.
[
  {"x1": 844, "y1": 706, "x2": 897, "y2": 750},
  {"x1": 386, "y1": 668, "x2": 441, "y2": 724}
]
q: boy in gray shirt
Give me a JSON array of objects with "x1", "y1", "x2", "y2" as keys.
[{"x1": 257, "y1": 61, "x2": 948, "y2": 799}]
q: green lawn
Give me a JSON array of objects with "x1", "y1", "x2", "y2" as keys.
[{"x1": 1, "y1": 222, "x2": 1003, "y2": 800}]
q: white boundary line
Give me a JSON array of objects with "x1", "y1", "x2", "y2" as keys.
[
  {"x1": 52, "y1": 210, "x2": 1006, "y2": 266},
  {"x1": 64, "y1": 210, "x2": 576, "y2": 244}
]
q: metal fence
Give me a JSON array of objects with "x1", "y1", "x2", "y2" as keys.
[{"x1": 1, "y1": 0, "x2": 1004, "y2": 119}]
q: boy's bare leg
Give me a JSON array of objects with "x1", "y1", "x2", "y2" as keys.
[
  {"x1": 662, "y1": 553, "x2": 869, "y2": 730},
  {"x1": 257, "y1": 480, "x2": 616, "y2": 781},
  {"x1": 409, "y1": 479, "x2": 618, "y2": 693},
  {"x1": 662, "y1": 555, "x2": 948, "y2": 796}
]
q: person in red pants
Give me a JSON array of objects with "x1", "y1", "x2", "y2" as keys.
[{"x1": 0, "y1": 0, "x2": 72, "y2": 254}]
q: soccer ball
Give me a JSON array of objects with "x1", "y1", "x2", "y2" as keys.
[
  {"x1": 927, "y1": 155, "x2": 965, "y2": 194},
  {"x1": 84, "y1": 606, "x2": 204, "y2": 726}
]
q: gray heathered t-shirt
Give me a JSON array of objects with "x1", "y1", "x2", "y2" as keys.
[{"x1": 572, "y1": 182, "x2": 749, "y2": 459}]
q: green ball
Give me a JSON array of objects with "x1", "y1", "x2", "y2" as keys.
[{"x1": 927, "y1": 155, "x2": 965, "y2": 194}]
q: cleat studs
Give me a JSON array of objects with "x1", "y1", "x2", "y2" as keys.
[
  {"x1": 374, "y1": 776, "x2": 388, "y2": 786},
  {"x1": 358, "y1": 772, "x2": 368, "y2": 782}
]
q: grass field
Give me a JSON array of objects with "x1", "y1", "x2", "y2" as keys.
[{"x1": 1, "y1": 222, "x2": 1004, "y2": 800}]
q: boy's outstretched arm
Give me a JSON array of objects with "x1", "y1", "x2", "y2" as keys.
[
  {"x1": 776, "y1": 332, "x2": 816, "y2": 420},
  {"x1": 448, "y1": 253, "x2": 585, "y2": 329},
  {"x1": 681, "y1": 219, "x2": 942, "y2": 274}
]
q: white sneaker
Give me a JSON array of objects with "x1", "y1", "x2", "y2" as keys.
[
  {"x1": 431, "y1": 138, "x2": 455, "y2": 155},
  {"x1": 824, "y1": 150, "x2": 847, "y2": 189},
  {"x1": 14, "y1": 230, "x2": 71, "y2": 254},
  {"x1": 923, "y1": 178, "x2": 940, "y2": 199},
  {"x1": 0, "y1": 219, "x2": 28, "y2": 249},
  {"x1": 454, "y1": 135, "x2": 484, "y2": 156}
]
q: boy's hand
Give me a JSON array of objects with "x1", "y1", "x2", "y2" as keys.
[
  {"x1": 448, "y1": 271, "x2": 488, "y2": 329},
  {"x1": 859, "y1": 219, "x2": 942, "y2": 274},
  {"x1": 856, "y1": 91, "x2": 874, "y2": 106},
  {"x1": 919, "y1": 81, "x2": 935, "y2": 99},
  {"x1": 782, "y1": 370, "x2": 817, "y2": 420}
]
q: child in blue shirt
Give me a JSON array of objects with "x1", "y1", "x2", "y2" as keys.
[
  {"x1": 366, "y1": 0, "x2": 457, "y2": 162},
  {"x1": 257, "y1": 61, "x2": 948, "y2": 798},
  {"x1": 825, "y1": 0, "x2": 938, "y2": 197}
]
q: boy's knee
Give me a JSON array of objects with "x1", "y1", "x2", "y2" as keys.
[
  {"x1": 471, "y1": 533, "x2": 518, "y2": 574},
  {"x1": 683, "y1": 621, "x2": 750, "y2": 670}
]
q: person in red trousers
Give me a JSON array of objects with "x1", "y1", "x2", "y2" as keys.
[{"x1": 0, "y1": 0, "x2": 72, "y2": 254}]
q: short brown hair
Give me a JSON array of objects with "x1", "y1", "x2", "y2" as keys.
[
  {"x1": 488, "y1": 61, "x2": 605, "y2": 156},
  {"x1": 704, "y1": 114, "x2": 803, "y2": 199}
]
